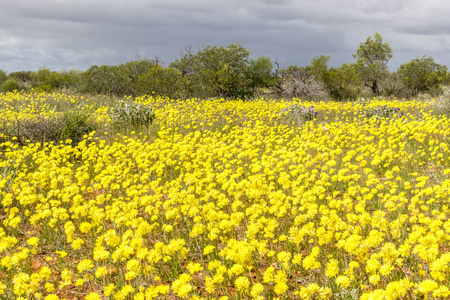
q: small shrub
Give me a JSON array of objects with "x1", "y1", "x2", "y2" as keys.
[
  {"x1": 279, "y1": 104, "x2": 318, "y2": 124},
  {"x1": 417, "y1": 92, "x2": 432, "y2": 102},
  {"x1": 110, "y1": 101, "x2": 155, "y2": 129},
  {"x1": 356, "y1": 98, "x2": 371, "y2": 106},
  {"x1": 18, "y1": 116, "x2": 66, "y2": 143},
  {"x1": 60, "y1": 110, "x2": 97, "y2": 145},
  {"x1": 359, "y1": 104, "x2": 403, "y2": 119},
  {"x1": 1, "y1": 111, "x2": 97, "y2": 146},
  {"x1": 432, "y1": 86, "x2": 450, "y2": 116},
  {"x1": 2, "y1": 79, "x2": 20, "y2": 92}
]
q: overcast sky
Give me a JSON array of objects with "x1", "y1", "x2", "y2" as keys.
[{"x1": 1, "y1": 0, "x2": 449, "y2": 72}]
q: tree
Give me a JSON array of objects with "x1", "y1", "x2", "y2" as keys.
[
  {"x1": 120, "y1": 59, "x2": 157, "y2": 96},
  {"x1": 2, "y1": 79, "x2": 20, "y2": 92},
  {"x1": 397, "y1": 55, "x2": 448, "y2": 96},
  {"x1": 0, "y1": 69, "x2": 7, "y2": 86},
  {"x1": 353, "y1": 33, "x2": 392, "y2": 95},
  {"x1": 379, "y1": 72, "x2": 409, "y2": 99},
  {"x1": 81, "y1": 58, "x2": 185, "y2": 97},
  {"x1": 33, "y1": 67, "x2": 61, "y2": 92},
  {"x1": 122, "y1": 59, "x2": 156, "y2": 80},
  {"x1": 170, "y1": 45, "x2": 196, "y2": 76},
  {"x1": 247, "y1": 56, "x2": 276, "y2": 94},
  {"x1": 8, "y1": 71, "x2": 33, "y2": 83},
  {"x1": 310, "y1": 56, "x2": 360, "y2": 100},
  {"x1": 82, "y1": 65, "x2": 132, "y2": 96},
  {"x1": 29, "y1": 67, "x2": 82, "y2": 92},
  {"x1": 273, "y1": 65, "x2": 325, "y2": 100},
  {"x1": 329, "y1": 63, "x2": 361, "y2": 100},
  {"x1": 171, "y1": 44, "x2": 252, "y2": 98},
  {"x1": 135, "y1": 65, "x2": 185, "y2": 98},
  {"x1": 7, "y1": 71, "x2": 33, "y2": 91}
]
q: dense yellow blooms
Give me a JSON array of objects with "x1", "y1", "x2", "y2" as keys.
[{"x1": 0, "y1": 92, "x2": 449, "y2": 299}]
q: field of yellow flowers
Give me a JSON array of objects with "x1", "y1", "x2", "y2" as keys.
[{"x1": 1, "y1": 92, "x2": 450, "y2": 299}]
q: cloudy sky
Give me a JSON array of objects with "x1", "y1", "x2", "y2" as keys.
[{"x1": 1, "y1": 0, "x2": 449, "y2": 72}]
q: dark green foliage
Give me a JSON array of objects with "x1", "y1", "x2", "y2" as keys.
[
  {"x1": 3, "y1": 69, "x2": 83, "y2": 93},
  {"x1": 171, "y1": 44, "x2": 252, "y2": 98},
  {"x1": 247, "y1": 56, "x2": 277, "y2": 94},
  {"x1": 8, "y1": 71, "x2": 33, "y2": 83},
  {"x1": 196, "y1": 44, "x2": 251, "y2": 98},
  {"x1": 3, "y1": 71, "x2": 33, "y2": 91},
  {"x1": 353, "y1": 33, "x2": 392, "y2": 95},
  {"x1": 310, "y1": 56, "x2": 360, "y2": 100},
  {"x1": 135, "y1": 65, "x2": 185, "y2": 98},
  {"x1": 123, "y1": 59, "x2": 158, "y2": 79},
  {"x1": 327, "y1": 63, "x2": 361, "y2": 101},
  {"x1": 0, "y1": 69, "x2": 7, "y2": 85},
  {"x1": 81, "y1": 60, "x2": 184, "y2": 98},
  {"x1": 23, "y1": 68, "x2": 83, "y2": 93},
  {"x1": 82, "y1": 65, "x2": 132, "y2": 96},
  {"x1": 33, "y1": 67, "x2": 57, "y2": 92},
  {"x1": 59, "y1": 110, "x2": 97, "y2": 145},
  {"x1": 2, "y1": 79, "x2": 20, "y2": 92},
  {"x1": 121, "y1": 59, "x2": 159, "y2": 96},
  {"x1": 397, "y1": 56, "x2": 448, "y2": 96}
]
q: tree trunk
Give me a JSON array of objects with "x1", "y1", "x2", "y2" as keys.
[{"x1": 372, "y1": 80, "x2": 379, "y2": 95}]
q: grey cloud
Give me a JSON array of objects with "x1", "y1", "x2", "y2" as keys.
[{"x1": 1, "y1": 0, "x2": 450, "y2": 72}]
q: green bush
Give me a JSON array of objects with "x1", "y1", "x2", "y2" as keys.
[
  {"x1": 2, "y1": 79, "x2": 20, "y2": 92},
  {"x1": 0, "y1": 69, "x2": 7, "y2": 85},
  {"x1": 60, "y1": 110, "x2": 97, "y2": 145},
  {"x1": 33, "y1": 84, "x2": 54, "y2": 93},
  {"x1": 397, "y1": 55, "x2": 447, "y2": 96},
  {"x1": 31, "y1": 68, "x2": 84, "y2": 93},
  {"x1": 8, "y1": 71, "x2": 33, "y2": 83}
]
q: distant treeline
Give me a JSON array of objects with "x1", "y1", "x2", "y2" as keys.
[{"x1": 1, "y1": 33, "x2": 449, "y2": 100}]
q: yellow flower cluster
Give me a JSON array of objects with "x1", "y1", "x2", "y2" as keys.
[{"x1": 0, "y1": 92, "x2": 449, "y2": 299}]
